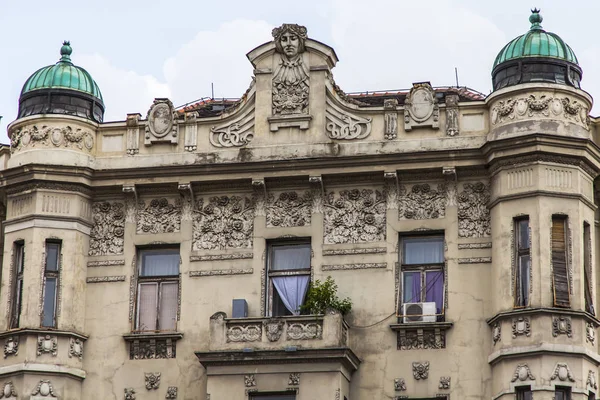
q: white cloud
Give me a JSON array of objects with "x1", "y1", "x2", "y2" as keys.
[{"x1": 77, "y1": 54, "x2": 171, "y2": 122}]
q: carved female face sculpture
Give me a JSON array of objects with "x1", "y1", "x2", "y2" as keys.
[
  {"x1": 272, "y1": 23, "x2": 307, "y2": 58},
  {"x1": 280, "y1": 32, "x2": 300, "y2": 57}
]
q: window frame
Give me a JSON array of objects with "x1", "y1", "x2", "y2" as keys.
[
  {"x1": 250, "y1": 392, "x2": 297, "y2": 400},
  {"x1": 555, "y1": 386, "x2": 571, "y2": 400},
  {"x1": 584, "y1": 222, "x2": 594, "y2": 315},
  {"x1": 398, "y1": 234, "x2": 445, "y2": 321},
  {"x1": 515, "y1": 385, "x2": 532, "y2": 400},
  {"x1": 10, "y1": 241, "x2": 25, "y2": 329},
  {"x1": 514, "y1": 217, "x2": 531, "y2": 308},
  {"x1": 41, "y1": 240, "x2": 61, "y2": 328},
  {"x1": 134, "y1": 247, "x2": 180, "y2": 333},
  {"x1": 551, "y1": 216, "x2": 571, "y2": 308},
  {"x1": 265, "y1": 239, "x2": 311, "y2": 317}
]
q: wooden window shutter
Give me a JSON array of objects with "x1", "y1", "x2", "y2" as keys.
[{"x1": 552, "y1": 217, "x2": 570, "y2": 307}]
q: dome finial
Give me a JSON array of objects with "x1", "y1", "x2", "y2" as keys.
[
  {"x1": 529, "y1": 8, "x2": 543, "y2": 30},
  {"x1": 59, "y1": 40, "x2": 72, "y2": 63}
]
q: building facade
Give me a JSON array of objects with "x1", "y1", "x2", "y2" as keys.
[{"x1": 0, "y1": 10, "x2": 599, "y2": 400}]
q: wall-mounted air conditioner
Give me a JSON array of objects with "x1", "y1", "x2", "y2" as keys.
[{"x1": 402, "y1": 302, "x2": 437, "y2": 323}]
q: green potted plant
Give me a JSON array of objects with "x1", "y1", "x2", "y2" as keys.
[{"x1": 301, "y1": 276, "x2": 352, "y2": 316}]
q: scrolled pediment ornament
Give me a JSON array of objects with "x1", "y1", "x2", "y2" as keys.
[
  {"x1": 145, "y1": 98, "x2": 178, "y2": 145},
  {"x1": 404, "y1": 82, "x2": 439, "y2": 131},
  {"x1": 210, "y1": 110, "x2": 254, "y2": 148},
  {"x1": 325, "y1": 97, "x2": 372, "y2": 140}
]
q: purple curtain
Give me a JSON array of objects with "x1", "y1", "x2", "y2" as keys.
[
  {"x1": 425, "y1": 271, "x2": 444, "y2": 314},
  {"x1": 403, "y1": 271, "x2": 421, "y2": 303},
  {"x1": 272, "y1": 276, "x2": 310, "y2": 315}
]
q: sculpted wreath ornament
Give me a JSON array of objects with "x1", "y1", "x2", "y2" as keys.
[
  {"x1": 136, "y1": 198, "x2": 181, "y2": 234},
  {"x1": 267, "y1": 191, "x2": 312, "y2": 227},
  {"x1": 89, "y1": 202, "x2": 126, "y2": 256}
]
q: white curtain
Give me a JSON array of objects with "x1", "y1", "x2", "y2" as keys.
[
  {"x1": 141, "y1": 252, "x2": 179, "y2": 276},
  {"x1": 272, "y1": 276, "x2": 310, "y2": 315},
  {"x1": 403, "y1": 237, "x2": 444, "y2": 264}
]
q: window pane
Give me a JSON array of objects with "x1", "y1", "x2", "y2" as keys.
[
  {"x1": 251, "y1": 395, "x2": 296, "y2": 400},
  {"x1": 159, "y1": 282, "x2": 178, "y2": 331},
  {"x1": 141, "y1": 250, "x2": 179, "y2": 276},
  {"x1": 271, "y1": 244, "x2": 310, "y2": 270},
  {"x1": 42, "y1": 277, "x2": 57, "y2": 327},
  {"x1": 15, "y1": 244, "x2": 24, "y2": 274},
  {"x1": 425, "y1": 270, "x2": 444, "y2": 314},
  {"x1": 403, "y1": 237, "x2": 444, "y2": 264},
  {"x1": 403, "y1": 271, "x2": 421, "y2": 303},
  {"x1": 45, "y1": 242, "x2": 60, "y2": 271},
  {"x1": 516, "y1": 255, "x2": 530, "y2": 306},
  {"x1": 137, "y1": 283, "x2": 158, "y2": 331},
  {"x1": 518, "y1": 219, "x2": 529, "y2": 249}
]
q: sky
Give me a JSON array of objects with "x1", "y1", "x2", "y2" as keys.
[{"x1": 0, "y1": 0, "x2": 599, "y2": 144}]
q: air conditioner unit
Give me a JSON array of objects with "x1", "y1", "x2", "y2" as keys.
[{"x1": 402, "y1": 302, "x2": 437, "y2": 323}]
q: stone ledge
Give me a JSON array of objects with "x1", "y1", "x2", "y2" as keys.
[
  {"x1": 122, "y1": 332, "x2": 183, "y2": 341},
  {"x1": 0, "y1": 362, "x2": 86, "y2": 380},
  {"x1": 486, "y1": 307, "x2": 600, "y2": 327},
  {"x1": 0, "y1": 328, "x2": 88, "y2": 341},
  {"x1": 389, "y1": 321, "x2": 453, "y2": 331},
  {"x1": 488, "y1": 342, "x2": 600, "y2": 365}
]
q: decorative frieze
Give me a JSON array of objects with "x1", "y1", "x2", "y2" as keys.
[
  {"x1": 325, "y1": 97, "x2": 372, "y2": 140},
  {"x1": 190, "y1": 268, "x2": 253, "y2": 277},
  {"x1": 412, "y1": 361, "x2": 430, "y2": 380},
  {"x1": 129, "y1": 337, "x2": 177, "y2": 360},
  {"x1": 31, "y1": 380, "x2": 57, "y2": 397},
  {"x1": 397, "y1": 328, "x2": 446, "y2": 350},
  {"x1": 384, "y1": 99, "x2": 399, "y2": 140},
  {"x1": 323, "y1": 247, "x2": 386, "y2": 256},
  {"x1": 37, "y1": 335, "x2": 57, "y2": 357},
  {"x1": 266, "y1": 191, "x2": 312, "y2": 227},
  {"x1": 124, "y1": 388, "x2": 136, "y2": 400},
  {"x1": 323, "y1": 189, "x2": 386, "y2": 244},
  {"x1": 145, "y1": 98, "x2": 178, "y2": 145},
  {"x1": 69, "y1": 338, "x2": 84, "y2": 360},
  {"x1": 3, "y1": 337, "x2": 18, "y2": 358},
  {"x1": 227, "y1": 324, "x2": 262, "y2": 342},
  {"x1": 457, "y1": 182, "x2": 491, "y2": 238},
  {"x1": 457, "y1": 257, "x2": 492, "y2": 264},
  {"x1": 86, "y1": 275, "x2": 127, "y2": 283},
  {"x1": 87, "y1": 259, "x2": 126, "y2": 267},
  {"x1": 137, "y1": 198, "x2": 181, "y2": 234},
  {"x1": 492, "y1": 322, "x2": 501, "y2": 345},
  {"x1": 322, "y1": 263, "x2": 387, "y2": 271},
  {"x1": 289, "y1": 373, "x2": 300, "y2": 386},
  {"x1": 398, "y1": 183, "x2": 447, "y2": 220},
  {"x1": 244, "y1": 374, "x2": 256, "y2": 388},
  {"x1": 190, "y1": 252, "x2": 253, "y2": 262},
  {"x1": 512, "y1": 317, "x2": 531, "y2": 338},
  {"x1": 193, "y1": 195, "x2": 254, "y2": 250},
  {"x1": 511, "y1": 364, "x2": 535, "y2": 382},
  {"x1": 491, "y1": 94, "x2": 590, "y2": 130},
  {"x1": 166, "y1": 386, "x2": 178, "y2": 399},
  {"x1": 89, "y1": 201, "x2": 126, "y2": 256},
  {"x1": 11, "y1": 124, "x2": 94, "y2": 153},
  {"x1": 552, "y1": 316, "x2": 572, "y2": 337},
  {"x1": 457, "y1": 242, "x2": 492, "y2": 250},
  {"x1": 287, "y1": 321, "x2": 323, "y2": 340},
  {"x1": 551, "y1": 363, "x2": 575, "y2": 382},
  {"x1": 588, "y1": 371, "x2": 598, "y2": 390},
  {"x1": 1, "y1": 381, "x2": 17, "y2": 398},
  {"x1": 394, "y1": 378, "x2": 406, "y2": 391},
  {"x1": 145, "y1": 372, "x2": 161, "y2": 390},
  {"x1": 264, "y1": 319, "x2": 284, "y2": 342},
  {"x1": 404, "y1": 82, "x2": 439, "y2": 131},
  {"x1": 439, "y1": 377, "x2": 451, "y2": 390}
]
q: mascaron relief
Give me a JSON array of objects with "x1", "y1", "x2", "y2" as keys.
[
  {"x1": 398, "y1": 183, "x2": 447, "y2": 220},
  {"x1": 412, "y1": 361, "x2": 430, "y2": 380},
  {"x1": 552, "y1": 315, "x2": 572, "y2": 337},
  {"x1": 69, "y1": 338, "x2": 84, "y2": 360},
  {"x1": 145, "y1": 98, "x2": 178, "y2": 145},
  {"x1": 166, "y1": 386, "x2": 178, "y2": 399},
  {"x1": 193, "y1": 195, "x2": 254, "y2": 250},
  {"x1": 491, "y1": 94, "x2": 590, "y2": 130},
  {"x1": 37, "y1": 335, "x2": 57, "y2": 357},
  {"x1": 3, "y1": 337, "x2": 18, "y2": 358},
  {"x1": 404, "y1": 82, "x2": 439, "y2": 131},
  {"x1": 267, "y1": 191, "x2": 312, "y2": 227},
  {"x1": 89, "y1": 201, "x2": 126, "y2": 256},
  {"x1": 512, "y1": 364, "x2": 535, "y2": 382},
  {"x1": 272, "y1": 24, "x2": 309, "y2": 116},
  {"x1": 287, "y1": 321, "x2": 323, "y2": 340},
  {"x1": 11, "y1": 125, "x2": 94, "y2": 153},
  {"x1": 551, "y1": 363, "x2": 575, "y2": 382},
  {"x1": 264, "y1": 319, "x2": 284, "y2": 342},
  {"x1": 137, "y1": 198, "x2": 182, "y2": 234},
  {"x1": 323, "y1": 189, "x2": 386, "y2": 244},
  {"x1": 124, "y1": 388, "x2": 136, "y2": 400},
  {"x1": 457, "y1": 182, "x2": 491, "y2": 238},
  {"x1": 31, "y1": 380, "x2": 57, "y2": 397},
  {"x1": 145, "y1": 372, "x2": 161, "y2": 390},
  {"x1": 512, "y1": 317, "x2": 531, "y2": 338},
  {"x1": 227, "y1": 323, "x2": 262, "y2": 342},
  {"x1": 1, "y1": 381, "x2": 17, "y2": 398},
  {"x1": 325, "y1": 97, "x2": 372, "y2": 140}
]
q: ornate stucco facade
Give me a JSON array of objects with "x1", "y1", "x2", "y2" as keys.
[{"x1": 1, "y1": 13, "x2": 600, "y2": 400}]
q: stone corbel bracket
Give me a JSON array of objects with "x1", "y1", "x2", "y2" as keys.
[
  {"x1": 309, "y1": 176, "x2": 324, "y2": 214},
  {"x1": 384, "y1": 171, "x2": 399, "y2": 210},
  {"x1": 145, "y1": 98, "x2": 178, "y2": 145},
  {"x1": 178, "y1": 183, "x2": 194, "y2": 206},
  {"x1": 252, "y1": 178, "x2": 267, "y2": 216},
  {"x1": 210, "y1": 105, "x2": 255, "y2": 148},
  {"x1": 122, "y1": 184, "x2": 138, "y2": 224},
  {"x1": 404, "y1": 82, "x2": 439, "y2": 131},
  {"x1": 126, "y1": 113, "x2": 141, "y2": 155}
]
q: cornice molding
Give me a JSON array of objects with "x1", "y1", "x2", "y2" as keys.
[{"x1": 486, "y1": 307, "x2": 600, "y2": 327}]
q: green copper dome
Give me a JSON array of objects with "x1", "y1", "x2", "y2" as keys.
[
  {"x1": 21, "y1": 41, "x2": 103, "y2": 100},
  {"x1": 493, "y1": 9, "x2": 578, "y2": 69}
]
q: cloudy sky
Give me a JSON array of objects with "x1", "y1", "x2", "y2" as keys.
[{"x1": 0, "y1": 0, "x2": 598, "y2": 144}]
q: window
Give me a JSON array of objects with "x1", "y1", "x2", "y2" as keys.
[
  {"x1": 135, "y1": 248, "x2": 180, "y2": 332},
  {"x1": 41, "y1": 241, "x2": 61, "y2": 327},
  {"x1": 589, "y1": 392, "x2": 595, "y2": 400},
  {"x1": 250, "y1": 393, "x2": 296, "y2": 400},
  {"x1": 584, "y1": 222, "x2": 594, "y2": 315},
  {"x1": 514, "y1": 218, "x2": 531, "y2": 307},
  {"x1": 555, "y1": 386, "x2": 571, "y2": 400},
  {"x1": 400, "y1": 236, "x2": 444, "y2": 320},
  {"x1": 266, "y1": 241, "x2": 311, "y2": 317},
  {"x1": 516, "y1": 386, "x2": 532, "y2": 400},
  {"x1": 552, "y1": 216, "x2": 570, "y2": 307},
  {"x1": 10, "y1": 242, "x2": 25, "y2": 329}
]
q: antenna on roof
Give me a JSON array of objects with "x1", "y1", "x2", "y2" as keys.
[
  {"x1": 211, "y1": 83, "x2": 215, "y2": 99},
  {"x1": 455, "y1": 67, "x2": 460, "y2": 88}
]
